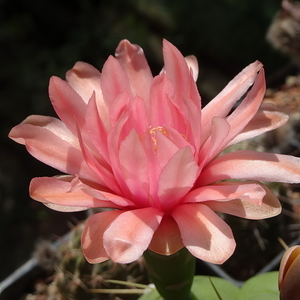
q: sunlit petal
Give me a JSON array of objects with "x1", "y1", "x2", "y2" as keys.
[
  {"x1": 103, "y1": 208, "x2": 163, "y2": 263},
  {"x1": 172, "y1": 204, "x2": 236, "y2": 264}
]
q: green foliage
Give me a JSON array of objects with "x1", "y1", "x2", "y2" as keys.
[
  {"x1": 191, "y1": 276, "x2": 239, "y2": 300},
  {"x1": 139, "y1": 273, "x2": 279, "y2": 300},
  {"x1": 139, "y1": 276, "x2": 239, "y2": 300},
  {"x1": 237, "y1": 272, "x2": 279, "y2": 300}
]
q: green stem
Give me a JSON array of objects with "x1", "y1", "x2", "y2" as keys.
[{"x1": 143, "y1": 247, "x2": 195, "y2": 300}]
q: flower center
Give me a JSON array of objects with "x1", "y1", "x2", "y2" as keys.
[{"x1": 148, "y1": 126, "x2": 169, "y2": 151}]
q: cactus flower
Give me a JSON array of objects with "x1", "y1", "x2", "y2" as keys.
[{"x1": 9, "y1": 39, "x2": 300, "y2": 265}]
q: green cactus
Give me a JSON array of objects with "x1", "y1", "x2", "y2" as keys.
[
  {"x1": 27, "y1": 221, "x2": 150, "y2": 300},
  {"x1": 52, "y1": 222, "x2": 150, "y2": 300}
]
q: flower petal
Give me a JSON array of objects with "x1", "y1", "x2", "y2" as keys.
[
  {"x1": 201, "y1": 61, "x2": 263, "y2": 143},
  {"x1": 9, "y1": 115, "x2": 76, "y2": 145},
  {"x1": 103, "y1": 207, "x2": 163, "y2": 263},
  {"x1": 181, "y1": 93, "x2": 202, "y2": 156},
  {"x1": 279, "y1": 247, "x2": 300, "y2": 300},
  {"x1": 163, "y1": 39, "x2": 191, "y2": 98},
  {"x1": 198, "y1": 117, "x2": 230, "y2": 167},
  {"x1": 49, "y1": 76, "x2": 87, "y2": 135},
  {"x1": 215, "y1": 67, "x2": 265, "y2": 151},
  {"x1": 81, "y1": 186, "x2": 135, "y2": 208},
  {"x1": 66, "y1": 61, "x2": 102, "y2": 104},
  {"x1": 127, "y1": 96, "x2": 149, "y2": 134},
  {"x1": 9, "y1": 115, "x2": 96, "y2": 182},
  {"x1": 172, "y1": 203, "x2": 236, "y2": 264},
  {"x1": 158, "y1": 146, "x2": 198, "y2": 211},
  {"x1": 201, "y1": 67, "x2": 266, "y2": 165},
  {"x1": 151, "y1": 127, "x2": 180, "y2": 169},
  {"x1": 149, "y1": 74, "x2": 177, "y2": 127},
  {"x1": 225, "y1": 68, "x2": 265, "y2": 136},
  {"x1": 119, "y1": 129, "x2": 149, "y2": 205},
  {"x1": 183, "y1": 181, "x2": 266, "y2": 205},
  {"x1": 106, "y1": 112, "x2": 134, "y2": 198},
  {"x1": 82, "y1": 210, "x2": 123, "y2": 263},
  {"x1": 84, "y1": 93, "x2": 110, "y2": 162},
  {"x1": 185, "y1": 55, "x2": 199, "y2": 81},
  {"x1": 279, "y1": 246, "x2": 300, "y2": 289},
  {"x1": 148, "y1": 215, "x2": 184, "y2": 256},
  {"x1": 66, "y1": 62, "x2": 111, "y2": 130},
  {"x1": 30, "y1": 176, "x2": 124, "y2": 210},
  {"x1": 205, "y1": 182, "x2": 281, "y2": 219},
  {"x1": 162, "y1": 39, "x2": 200, "y2": 112},
  {"x1": 198, "y1": 150, "x2": 300, "y2": 186},
  {"x1": 228, "y1": 103, "x2": 289, "y2": 146},
  {"x1": 76, "y1": 122, "x2": 121, "y2": 194},
  {"x1": 100, "y1": 55, "x2": 132, "y2": 109},
  {"x1": 115, "y1": 39, "x2": 153, "y2": 103}
]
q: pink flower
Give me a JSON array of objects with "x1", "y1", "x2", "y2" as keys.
[{"x1": 9, "y1": 40, "x2": 300, "y2": 265}]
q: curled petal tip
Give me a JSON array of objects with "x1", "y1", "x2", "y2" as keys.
[
  {"x1": 115, "y1": 39, "x2": 142, "y2": 59},
  {"x1": 185, "y1": 55, "x2": 199, "y2": 81}
]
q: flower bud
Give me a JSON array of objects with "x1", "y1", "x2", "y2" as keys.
[{"x1": 279, "y1": 245, "x2": 300, "y2": 300}]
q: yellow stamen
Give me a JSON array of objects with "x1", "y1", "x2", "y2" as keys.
[{"x1": 148, "y1": 126, "x2": 169, "y2": 151}]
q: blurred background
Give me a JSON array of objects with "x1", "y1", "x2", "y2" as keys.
[{"x1": 0, "y1": 0, "x2": 292, "y2": 282}]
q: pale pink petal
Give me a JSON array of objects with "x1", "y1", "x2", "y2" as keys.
[
  {"x1": 198, "y1": 150, "x2": 300, "y2": 186},
  {"x1": 103, "y1": 208, "x2": 163, "y2": 263},
  {"x1": 158, "y1": 146, "x2": 198, "y2": 212},
  {"x1": 9, "y1": 115, "x2": 77, "y2": 146},
  {"x1": 198, "y1": 117, "x2": 230, "y2": 167},
  {"x1": 155, "y1": 130, "x2": 182, "y2": 170},
  {"x1": 82, "y1": 186, "x2": 135, "y2": 207},
  {"x1": 163, "y1": 125, "x2": 196, "y2": 156},
  {"x1": 115, "y1": 40, "x2": 153, "y2": 103},
  {"x1": 181, "y1": 93, "x2": 201, "y2": 156},
  {"x1": 228, "y1": 103, "x2": 289, "y2": 146},
  {"x1": 201, "y1": 61, "x2": 263, "y2": 143},
  {"x1": 82, "y1": 210, "x2": 123, "y2": 263},
  {"x1": 43, "y1": 203, "x2": 89, "y2": 212},
  {"x1": 206, "y1": 183, "x2": 281, "y2": 219},
  {"x1": 65, "y1": 62, "x2": 111, "y2": 129},
  {"x1": 107, "y1": 112, "x2": 133, "y2": 198},
  {"x1": 66, "y1": 61, "x2": 102, "y2": 104},
  {"x1": 139, "y1": 129, "x2": 183, "y2": 210},
  {"x1": 148, "y1": 215, "x2": 184, "y2": 255},
  {"x1": 163, "y1": 39, "x2": 190, "y2": 93},
  {"x1": 220, "y1": 68, "x2": 265, "y2": 146},
  {"x1": 149, "y1": 74, "x2": 177, "y2": 127},
  {"x1": 84, "y1": 94, "x2": 110, "y2": 162},
  {"x1": 172, "y1": 203, "x2": 236, "y2": 264},
  {"x1": 119, "y1": 129, "x2": 149, "y2": 205},
  {"x1": 9, "y1": 116, "x2": 96, "y2": 182},
  {"x1": 183, "y1": 181, "x2": 266, "y2": 205},
  {"x1": 49, "y1": 76, "x2": 87, "y2": 134},
  {"x1": 162, "y1": 39, "x2": 197, "y2": 111},
  {"x1": 200, "y1": 68, "x2": 265, "y2": 164},
  {"x1": 185, "y1": 55, "x2": 199, "y2": 81},
  {"x1": 126, "y1": 96, "x2": 149, "y2": 134},
  {"x1": 76, "y1": 123, "x2": 121, "y2": 194},
  {"x1": 30, "y1": 176, "x2": 124, "y2": 210},
  {"x1": 108, "y1": 92, "x2": 132, "y2": 129},
  {"x1": 137, "y1": 130, "x2": 161, "y2": 208},
  {"x1": 100, "y1": 55, "x2": 132, "y2": 109}
]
